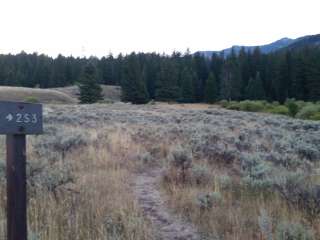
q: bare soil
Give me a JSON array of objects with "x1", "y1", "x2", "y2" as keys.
[{"x1": 133, "y1": 168, "x2": 200, "y2": 240}]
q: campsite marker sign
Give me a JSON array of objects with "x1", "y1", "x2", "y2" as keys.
[{"x1": 0, "y1": 101, "x2": 43, "y2": 240}]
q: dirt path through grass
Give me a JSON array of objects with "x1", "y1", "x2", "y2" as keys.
[{"x1": 133, "y1": 168, "x2": 200, "y2": 240}]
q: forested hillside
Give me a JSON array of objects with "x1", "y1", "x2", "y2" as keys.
[{"x1": 0, "y1": 45, "x2": 319, "y2": 103}]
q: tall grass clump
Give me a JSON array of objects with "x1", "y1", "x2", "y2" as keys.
[{"x1": 296, "y1": 103, "x2": 320, "y2": 120}]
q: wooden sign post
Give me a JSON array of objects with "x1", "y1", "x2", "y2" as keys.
[{"x1": 0, "y1": 101, "x2": 43, "y2": 240}]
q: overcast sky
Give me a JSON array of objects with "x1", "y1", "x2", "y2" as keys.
[{"x1": 0, "y1": 0, "x2": 319, "y2": 58}]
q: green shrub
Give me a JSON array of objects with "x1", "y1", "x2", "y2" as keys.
[
  {"x1": 267, "y1": 106, "x2": 289, "y2": 115},
  {"x1": 285, "y1": 99, "x2": 299, "y2": 117},
  {"x1": 218, "y1": 100, "x2": 229, "y2": 108},
  {"x1": 25, "y1": 96, "x2": 39, "y2": 103},
  {"x1": 296, "y1": 104, "x2": 320, "y2": 120},
  {"x1": 240, "y1": 154, "x2": 273, "y2": 191},
  {"x1": 274, "y1": 172, "x2": 320, "y2": 219},
  {"x1": 272, "y1": 101, "x2": 280, "y2": 106},
  {"x1": 216, "y1": 174, "x2": 232, "y2": 190},
  {"x1": 309, "y1": 112, "x2": 320, "y2": 121},
  {"x1": 226, "y1": 102, "x2": 241, "y2": 110},
  {"x1": 190, "y1": 165, "x2": 214, "y2": 186},
  {"x1": 169, "y1": 147, "x2": 193, "y2": 170},
  {"x1": 167, "y1": 147, "x2": 193, "y2": 184},
  {"x1": 295, "y1": 100, "x2": 308, "y2": 109},
  {"x1": 275, "y1": 221, "x2": 314, "y2": 240},
  {"x1": 296, "y1": 140, "x2": 320, "y2": 162},
  {"x1": 265, "y1": 103, "x2": 275, "y2": 111},
  {"x1": 238, "y1": 100, "x2": 265, "y2": 112}
]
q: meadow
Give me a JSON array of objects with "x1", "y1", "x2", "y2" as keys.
[{"x1": 0, "y1": 103, "x2": 319, "y2": 239}]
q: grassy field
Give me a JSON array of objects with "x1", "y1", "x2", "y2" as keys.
[
  {"x1": 0, "y1": 103, "x2": 319, "y2": 239},
  {"x1": 0, "y1": 86, "x2": 77, "y2": 104}
]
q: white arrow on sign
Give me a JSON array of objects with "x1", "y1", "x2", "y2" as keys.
[{"x1": 6, "y1": 114, "x2": 13, "y2": 122}]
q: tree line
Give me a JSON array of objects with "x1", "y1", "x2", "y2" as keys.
[{"x1": 0, "y1": 46, "x2": 319, "y2": 104}]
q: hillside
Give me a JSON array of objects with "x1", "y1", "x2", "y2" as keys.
[
  {"x1": 0, "y1": 85, "x2": 121, "y2": 104},
  {"x1": 287, "y1": 34, "x2": 320, "y2": 50},
  {"x1": 53, "y1": 85, "x2": 121, "y2": 103},
  {"x1": 197, "y1": 33, "x2": 320, "y2": 57},
  {"x1": 0, "y1": 86, "x2": 77, "y2": 104}
]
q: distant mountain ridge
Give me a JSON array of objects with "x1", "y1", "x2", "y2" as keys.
[
  {"x1": 287, "y1": 34, "x2": 320, "y2": 50},
  {"x1": 196, "y1": 34, "x2": 320, "y2": 57}
]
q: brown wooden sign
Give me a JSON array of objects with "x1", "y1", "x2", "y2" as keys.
[
  {"x1": 0, "y1": 101, "x2": 43, "y2": 240},
  {"x1": 0, "y1": 101, "x2": 43, "y2": 135}
]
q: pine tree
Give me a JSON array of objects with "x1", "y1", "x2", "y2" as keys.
[
  {"x1": 251, "y1": 47, "x2": 262, "y2": 76},
  {"x1": 51, "y1": 54, "x2": 67, "y2": 87},
  {"x1": 121, "y1": 53, "x2": 149, "y2": 104},
  {"x1": 143, "y1": 53, "x2": 161, "y2": 99},
  {"x1": 245, "y1": 72, "x2": 266, "y2": 100},
  {"x1": 79, "y1": 63, "x2": 103, "y2": 104},
  {"x1": 205, "y1": 72, "x2": 218, "y2": 103},
  {"x1": 179, "y1": 67, "x2": 195, "y2": 103},
  {"x1": 209, "y1": 53, "x2": 223, "y2": 93},
  {"x1": 275, "y1": 53, "x2": 291, "y2": 103},
  {"x1": 291, "y1": 53, "x2": 307, "y2": 100},
  {"x1": 238, "y1": 47, "x2": 250, "y2": 98},
  {"x1": 304, "y1": 48, "x2": 320, "y2": 101},
  {"x1": 192, "y1": 53, "x2": 209, "y2": 102},
  {"x1": 99, "y1": 55, "x2": 115, "y2": 85},
  {"x1": 220, "y1": 48, "x2": 242, "y2": 100},
  {"x1": 155, "y1": 59, "x2": 180, "y2": 101}
]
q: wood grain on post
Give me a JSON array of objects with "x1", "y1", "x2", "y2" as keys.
[{"x1": 6, "y1": 134, "x2": 27, "y2": 240}]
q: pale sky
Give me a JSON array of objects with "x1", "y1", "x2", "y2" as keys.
[{"x1": 0, "y1": 0, "x2": 319, "y2": 58}]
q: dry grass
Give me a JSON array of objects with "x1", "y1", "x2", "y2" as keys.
[
  {"x1": 0, "y1": 86, "x2": 77, "y2": 104},
  {"x1": 0, "y1": 127, "x2": 154, "y2": 240},
  {"x1": 53, "y1": 85, "x2": 121, "y2": 103},
  {"x1": 162, "y1": 162, "x2": 320, "y2": 240},
  {"x1": 154, "y1": 102, "x2": 216, "y2": 110}
]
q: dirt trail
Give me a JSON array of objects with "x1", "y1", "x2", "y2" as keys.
[{"x1": 133, "y1": 168, "x2": 200, "y2": 240}]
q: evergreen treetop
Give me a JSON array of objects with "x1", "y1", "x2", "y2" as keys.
[
  {"x1": 79, "y1": 63, "x2": 103, "y2": 104},
  {"x1": 205, "y1": 72, "x2": 218, "y2": 103}
]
